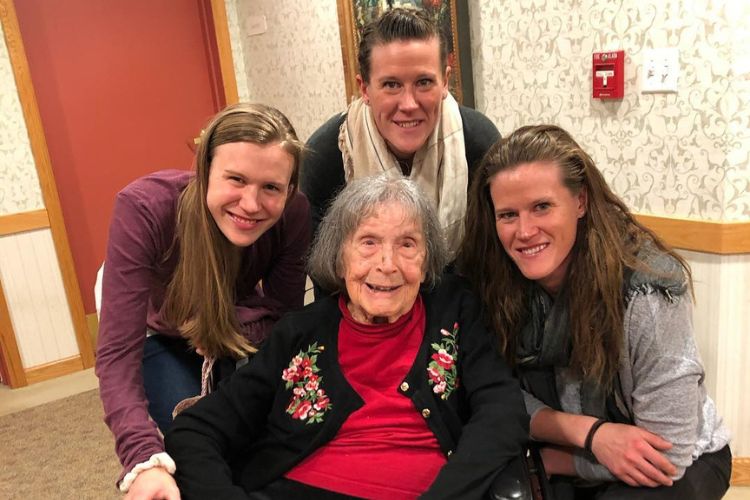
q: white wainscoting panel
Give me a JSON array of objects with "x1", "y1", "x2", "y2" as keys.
[
  {"x1": 681, "y1": 250, "x2": 750, "y2": 456},
  {"x1": 0, "y1": 229, "x2": 79, "y2": 368}
]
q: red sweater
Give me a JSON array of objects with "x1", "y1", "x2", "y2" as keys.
[{"x1": 286, "y1": 295, "x2": 446, "y2": 498}]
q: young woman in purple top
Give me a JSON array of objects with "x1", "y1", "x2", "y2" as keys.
[{"x1": 95, "y1": 103, "x2": 311, "y2": 499}]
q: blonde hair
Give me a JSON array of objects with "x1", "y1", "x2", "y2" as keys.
[{"x1": 163, "y1": 103, "x2": 303, "y2": 358}]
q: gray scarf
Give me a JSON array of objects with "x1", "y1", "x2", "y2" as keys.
[{"x1": 516, "y1": 244, "x2": 688, "y2": 418}]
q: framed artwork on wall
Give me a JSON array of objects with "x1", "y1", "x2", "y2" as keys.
[{"x1": 335, "y1": 0, "x2": 475, "y2": 107}]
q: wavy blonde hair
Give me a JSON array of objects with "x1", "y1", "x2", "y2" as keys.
[{"x1": 162, "y1": 103, "x2": 304, "y2": 359}]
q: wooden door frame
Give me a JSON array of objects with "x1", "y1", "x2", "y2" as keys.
[{"x1": 0, "y1": 0, "x2": 238, "y2": 388}]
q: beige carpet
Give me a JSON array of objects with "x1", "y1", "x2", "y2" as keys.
[{"x1": 0, "y1": 389, "x2": 121, "y2": 499}]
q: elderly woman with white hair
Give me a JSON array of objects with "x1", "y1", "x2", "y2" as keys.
[{"x1": 165, "y1": 175, "x2": 528, "y2": 499}]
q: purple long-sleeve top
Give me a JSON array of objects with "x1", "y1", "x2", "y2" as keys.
[{"x1": 95, "y1": 169, "x2": 311, "y2": 481}]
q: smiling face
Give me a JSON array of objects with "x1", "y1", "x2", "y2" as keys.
[
  {"x1": 489, "y1": 161, "x2": 587, "y2": 295},
  {"x1": 206, "y1": 141, "x2": 294, "y2": 247},
  {"x1": 357, "y1": 37, "x2": 449, "y2": 160},
  {"x1": 340, "y1": 203, "x2": 427, "y2": 324}
]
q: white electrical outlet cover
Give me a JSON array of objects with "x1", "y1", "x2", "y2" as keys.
[{"x1": 642, "y1": 48, "x2": 679, "y2": 93}]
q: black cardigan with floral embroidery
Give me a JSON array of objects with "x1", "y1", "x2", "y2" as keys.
[{"x1": 165, "y1": 274, "x2": 529, "y2": 499}]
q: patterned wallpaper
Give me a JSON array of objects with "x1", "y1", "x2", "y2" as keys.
[
  {"x1": 231, "y1": 0, "x2": 347, "y2": 141},
  {"x1": 468, "y1": 0, "x2": 750, "y2": 221},
  {"x1": 0, "y1": 21, "x2": 44, "y2": 216}
]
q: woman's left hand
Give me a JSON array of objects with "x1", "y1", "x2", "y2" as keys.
[{"x1": 591, "y1": 422, "x2": 677, "y2": 487}]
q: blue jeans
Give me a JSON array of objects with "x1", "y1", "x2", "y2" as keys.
[{"x1": 142, "y1": 334, "x2": 203, "y2": 433}]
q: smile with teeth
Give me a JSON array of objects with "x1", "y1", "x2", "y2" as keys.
[
  {"x1": 366, "y1": 283, "x2": 401, "y2": 292},
  {"x1": 229, "y1": 212, "x2": 259, "y2": 227},
  {"x1": 518, "y1": 243, "x2": 548, "y2": 256},
  {"x1": 395, "y1": 120, "x2": 421, "y2": 128}
]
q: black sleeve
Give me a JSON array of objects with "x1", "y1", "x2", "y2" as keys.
[
  {"x1": 164, "y1": 321, "x2": 293, "y2": 500},
  {"x1": 299, "y1": 112, "x2": 347, "y2": 241},
  {"x1": 459, "y1": 106, "x2": 501, "y2": 184},
  {"x1": 423, "y1": 284, "x2": 529, "y2": 499}
]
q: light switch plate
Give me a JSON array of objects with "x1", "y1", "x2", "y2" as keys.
[
  {"x1": 642, "y1": 48, "x2": 679, "y2": 93},
  {"x1": 245, "y1": 15, "x2": 267, "y2": 37}
]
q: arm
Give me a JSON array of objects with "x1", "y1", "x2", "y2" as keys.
[
  {"x1": 532, "y1": 294, "x2": 699, "y2": 485},
  {"x1": 532, "y1": 408, "x2": 675, "y2": 486},
  {"x1": 424, "y1": 288, "x2": 529, "y2": 498},
  {"x1": 165, "y1": 324, "x2": 285, "y2": 499},
  {"x1": 590, "y1": 294, "x2": 702, "y2": 481},
  {"x1": 96, "y1": 189, "x2": 175, "y2": 485}
]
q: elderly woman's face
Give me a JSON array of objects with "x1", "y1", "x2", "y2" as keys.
[{"x1": 341, "y1": 203, "x2": 427, "y2": 324}]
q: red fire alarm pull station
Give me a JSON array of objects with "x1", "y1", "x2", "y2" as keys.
[{"x1": 592, "y1": 50, "x2": 624, "y2": 99}]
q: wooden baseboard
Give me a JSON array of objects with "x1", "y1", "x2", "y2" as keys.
[
  {"x1": 733, "y1": 457, "x2": 750, "y2": 486},
  {"x1": 635, "y1": 214, "x2": 750, "y2": 255},
  {"x1": 24, "y1": 355, "x2": 83, "y2": 385}
]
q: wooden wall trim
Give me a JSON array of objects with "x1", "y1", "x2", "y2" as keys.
[
  {"x1": 732, "y1": 457, "x2": 750, "y2": 486},
  {"x1": 0, "y1": 281, "x2": 26, "y2": 388},
  {"x1": 335, "y1": 0, "x2": 357, "y2": 103},
  {"x1": 0, "y1": 209, "x2": 49, "y2": 236},
  {"x1": 210, "y1": 0, "x2": 238, "y2": 105},
  {"x1": 0, "y1": 0, "x2": 94, "y2": 369},
  {"x1": 24, "y1": 355, "x2": 83, "y2": 385},
  {"x1": 636, "y1": 214, "x2": 750, "y2": 255}
]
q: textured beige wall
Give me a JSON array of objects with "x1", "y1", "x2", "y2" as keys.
[
  {"x1": 468, "y1": 0, "x2": 750, "y2": 222},
  {"x1": 0, "y1": 21, "x2": 44, "y2": 216},
  {"x1": 231, "y1": 0, "x2": 347, "y2": 141}
]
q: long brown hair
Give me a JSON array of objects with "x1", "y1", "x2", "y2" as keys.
[
  {"x1": 162, "y1": 103, "x2": 304, "y2": 359},
  {"x1": 458, "y1": 125, "x2": 691, "y2": 387}
]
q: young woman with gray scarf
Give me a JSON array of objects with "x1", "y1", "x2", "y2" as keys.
[{"x1": 459, "y1": 125, "x2": 731, "y2": 499}]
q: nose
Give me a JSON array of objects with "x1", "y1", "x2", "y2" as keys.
[
  {"x1": 376, "y1": 245, "x2": 398, "y2": 274},
  {"x1": 516, "y1": 213, "x2": 538, "y2": 240},
  {"x1": 239, "y1": 186, "x2": 261, "y2": 213},
  {"x1": 398, "y1": 87, "x2": 418, "y2": 112}
]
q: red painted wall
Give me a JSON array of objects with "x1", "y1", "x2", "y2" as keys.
[{"x1": 15, "y1": 0, "x2": 225, "y2": 313}]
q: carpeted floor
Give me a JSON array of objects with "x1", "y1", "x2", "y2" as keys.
[{"x1": 0, "y1": 389, "x2": 121, "y2": 499}]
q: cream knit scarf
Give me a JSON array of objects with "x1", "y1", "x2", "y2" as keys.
[{"x1": 338, "y1": 94, "x2": 468, "y2": 258}]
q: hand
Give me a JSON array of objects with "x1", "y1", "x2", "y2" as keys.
[
  {"x1": 591, "y1": 422, "x2": 677, "y2": 487},
  {"x1": 124, "y1": 467, "x2": 180, "y2": 500}
]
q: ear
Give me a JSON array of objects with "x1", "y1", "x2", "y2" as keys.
[
  {"x1": 577, "y1": 186, "x2": 588, "y2": 218},
  {"x1": 356, "y1": 74, "x2": 369, "y2": 104},
  {"x1": 442, "y1": 65, "x2": 452, "y2": 99}
]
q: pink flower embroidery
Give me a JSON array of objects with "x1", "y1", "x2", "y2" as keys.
[
  {"x1": 283, "y1": 342, "x2": 332, "y2": 424},
  {"x1": 427, "y1": 323, "x2": 459, "y2": 400},
  {"x1": 432, "y1": 349, "x2": 454, "y2": 370},
  {"x1": 292, "y1": 400, "x2": 312, "y2": 420}
]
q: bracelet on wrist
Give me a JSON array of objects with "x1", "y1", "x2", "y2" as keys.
[{"x1": 584, "y1": 418, "x2": 607, "y2": 454}]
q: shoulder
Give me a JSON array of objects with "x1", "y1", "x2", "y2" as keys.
[
  {"x1": 626, "y1": 246, "x2": 688, "y2": 302},
  {"x1": 111, "y1": 169, "x2": 192, "y2": 230},
  {"x1": 458, "y1": 105, "x2": 500, "y2": 167},
  {"x1": 458, "y1": 105, "x2": 499, "y2": 137},
  {"x1": 300, "y1": 113, "x2": 346, "y2": 196},
  {"x1": 306, "y1": 112, "x2": 346, "y2": 146},
  {"x1": 281, "y1": 191, "x2": 310, "y2": 221},
  {"x1": 116, "y1": 169, "x2": 192, "y2": 209}
]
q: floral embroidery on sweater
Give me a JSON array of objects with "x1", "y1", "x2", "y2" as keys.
[
  {"x1": 427, "y1": 323, "x2": 459, "y2": 399},
  {"x1": 282, "y1": 342, "x2": 332, "y2": 424}
]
